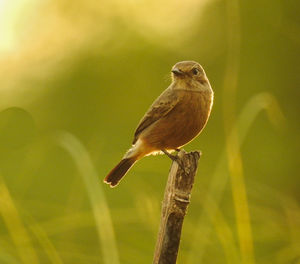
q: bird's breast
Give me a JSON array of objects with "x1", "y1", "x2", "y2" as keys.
[
  {"x1": 172, "y1": 90, "x2": 212, "y2": 142},
  {"x1": 142, "y1": 89, "x2": 213, "y2": 150}
]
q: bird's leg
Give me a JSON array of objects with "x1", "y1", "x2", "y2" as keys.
[
  {"x1": 161, "y1": 149, "x2": 187, "y2": 174},
  {"x1": 162, "y1": 149, "x2": 177, "y2": 161}
]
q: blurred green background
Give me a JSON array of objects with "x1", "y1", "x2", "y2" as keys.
[{"x1": 0, "y1": 0, "x2": 299, "y2": 263}]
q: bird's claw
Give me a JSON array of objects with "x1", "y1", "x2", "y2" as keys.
[{"x1": 162, "y1": 149, "x2": 188, "y2": 176}]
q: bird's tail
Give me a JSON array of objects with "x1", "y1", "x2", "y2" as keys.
[{"x1": 104, "y1": 156, "x2": 137, "y2": 187}]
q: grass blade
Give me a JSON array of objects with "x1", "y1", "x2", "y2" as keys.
[
  {"x1": 0, "y1": 175, "x2": 39, "y2": 264},
  {"x1": 55, "y1": 131, "x2": 120, "y2": 264}
]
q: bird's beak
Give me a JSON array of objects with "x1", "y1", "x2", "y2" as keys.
[{"x1": 171, "y1": 68, "x2": 183, "y2": 76}]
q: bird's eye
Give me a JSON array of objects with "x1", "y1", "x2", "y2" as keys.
[{"x1": 192, "y1": 68, "x2": 199, "y2": 75}]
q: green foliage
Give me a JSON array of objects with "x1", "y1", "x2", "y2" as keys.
[{"x1": 0, "y1": 0, "x2": 299, "y2": 263}]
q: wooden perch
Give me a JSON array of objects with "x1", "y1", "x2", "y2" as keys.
[{"x1": 153, "y1": 149, "x2": 201, "y2": 264}]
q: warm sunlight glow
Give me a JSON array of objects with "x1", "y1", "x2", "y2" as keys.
[
  {"x1": 0, "y1": 0, "x2": 38, "y2": 52},
  {"x1": 0, "y1": 0, "x2": 20, "y2": 52},
  {"x1": 0, "y1": 0, "x2": 298, "y2": 262}
]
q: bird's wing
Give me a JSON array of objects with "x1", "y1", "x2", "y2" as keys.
[{"x1": 133, "y1": 87, "x2": 179, "y2": 144}]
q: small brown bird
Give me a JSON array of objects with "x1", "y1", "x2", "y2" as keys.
[{"x1": 104, "y1": 61, "x2": 214, "y2": 187}]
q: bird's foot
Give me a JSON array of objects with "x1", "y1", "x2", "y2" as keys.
[{"x1": 161, "y1": 149, "x2": 188, "y2": 175}]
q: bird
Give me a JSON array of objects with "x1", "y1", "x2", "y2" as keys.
[{"x1": 104, "y1": 61, "x2": 214, "y2": 187}]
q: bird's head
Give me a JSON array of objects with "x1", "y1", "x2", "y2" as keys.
[{"x1": 171, "y1": 61, "x2": 208, "y2": 87}]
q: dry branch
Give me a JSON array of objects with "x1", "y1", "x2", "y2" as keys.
[{"x1": 153, "y1": 150, "x2": 201, "y2": 264}]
